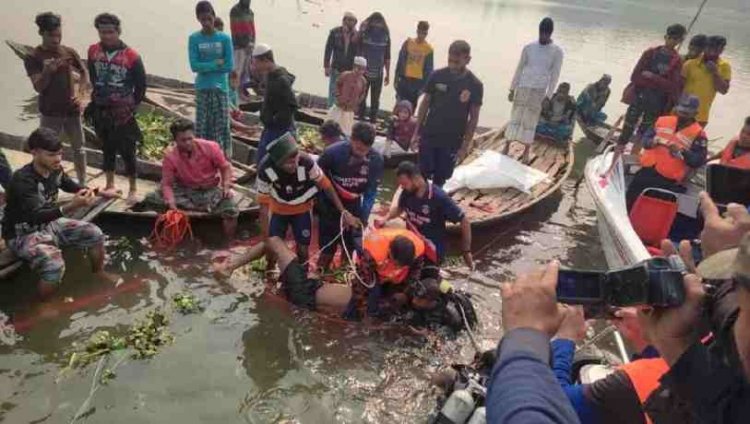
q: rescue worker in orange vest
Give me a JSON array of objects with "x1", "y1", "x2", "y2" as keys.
[
  {"x1": 712, "y1": 116, "x2": 750, "y2": 170},
  {"x1": 350, "y1": 227, "x2": 440, "y2": 319},
  {"x1": 551, "y1": 306, "x2": 673, "y2": 424},
  {"x1": 626, "y1": 94, "x2": 708, "y2": 210}
]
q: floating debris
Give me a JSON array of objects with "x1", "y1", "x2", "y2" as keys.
[
  {"x1": 297, "y1": 125, "x2": 324, "y2": 152},
  {"x1": 127, "y1": 309, "x2": 174, "y2": 360},
  {"x1": 250, "y1": 257, "x2": 267, "y2": 274},
  {"x1": 136, "y1": 110, "x2": 173, "y2": 161},
  {"x1": 172, "y1": 292, "x2": 203, "y2": 314}
]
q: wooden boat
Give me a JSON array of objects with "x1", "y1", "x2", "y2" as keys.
[
  {"x1": 447, "y1": 127, "x2": 574, "y2": 231},
  {"x1": 576, "y1": 113, "x2": 620, "y2": 145},
  {"x1": 0, "y1": 132, "x2": 260, "y2": 225},
  {"x1": 0, "y1": 148, "x2": 116, "y2": 279},
  {"x1": 583, "y1": 147, "x2": 703, "y2": 268}
]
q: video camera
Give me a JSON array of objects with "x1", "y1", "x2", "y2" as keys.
[{"x1": 556, "y1": 256, "x2": 687, "y2": 318}]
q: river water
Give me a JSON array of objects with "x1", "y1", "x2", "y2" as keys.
[{"x1": 0, "y1": 0, "x2": 747, "y2": 422}]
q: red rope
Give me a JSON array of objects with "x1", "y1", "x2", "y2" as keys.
[{"x1": 150, "y1": 210, "x2": 194, "y2": 249}]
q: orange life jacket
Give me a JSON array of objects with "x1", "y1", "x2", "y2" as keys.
[
  {"x1": 363, "y1": 228, "x2": 425, "y2": 284},
  {"x1": 640, "y1": 116, "x2": 703, "y2": 181},
  {"x1": 719, "y1": 137, "x2": 750, "y2": 170},
  {"x1": 619, "y1": 358, "x2": 670, "y2": 424}
]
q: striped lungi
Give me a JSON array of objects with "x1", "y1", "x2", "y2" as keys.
[
  {"x1": 506, "y1": 87, "x2": 547, "y2": 145},
  {"x1": 196, "y1": 88, "x2": 232, "y2": 158}
]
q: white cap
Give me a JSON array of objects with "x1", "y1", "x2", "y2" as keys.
[
  {"x1": 252, "y1": 43, "x2": 272, "y2": 57},
  {"x1": 353, "y1": 56, "x2": 367, "y2": 68}
]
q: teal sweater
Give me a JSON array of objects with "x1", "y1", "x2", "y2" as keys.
[{"x1": 188, "y1": 30, "x2": 234, "y2": 92}]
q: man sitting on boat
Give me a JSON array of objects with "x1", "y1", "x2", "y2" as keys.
[
  {"x1": 375, "y1": 161, "x2": 473, "y2": 269},
  {"x1": 535, "y1": 82, "x2": 576, "y2": 143},
  {"x1": 139, "y1": 119, "x2": 239, "y2": 239},
  {"x1": 712, "y1": 116, "x2": 750, "y2": 170},
  {"x1": 257, "y1": 132, "x2": 359, "y2": 264},
  {"x1": 576, "y1": 74, "x2": 611, "y2": 126},
  {"x1": 1, "y1": 128, "x2": 119, "y2": 297},
  {"x1": 625, "y1": 94, "x2": 708, "y2": 211}
]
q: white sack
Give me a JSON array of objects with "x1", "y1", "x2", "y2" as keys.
[{"x1": 443, "y1": 150, "x2": 550, "y2": 194}]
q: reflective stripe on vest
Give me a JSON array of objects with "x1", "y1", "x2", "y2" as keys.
[
  {"x1": 364, "y1": 228, "x2": 425, "y2": 284},
  {"x1": 720, "y1": 137, "x2": 750, "y2": 170},
  {"x1": 619, "y1": 358, "x2": 670, "y2": 424},
  {"x1": 640, "y1": 116, "x2": 703, "y2": 181}
]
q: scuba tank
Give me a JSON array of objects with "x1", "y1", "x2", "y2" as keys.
[
  {"x1": 435, "y1": 389, "x2": 475, "y2": 424},
  {"x1": 466, "y1": 407, "x2": 486, "y2": 424}
]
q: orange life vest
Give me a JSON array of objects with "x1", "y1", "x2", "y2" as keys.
[
  {"x1": 363, "y1": 228, "x2": 425, "y2": 284},
  {"x1": 619, "y1": 358, "x2": 670, "y2": 424},
  {"x1": 640, "y1": 116, "x2": 703, "y2": 181},
  {"x1": 719, "y1": 137, "x2": 750, "y2": 170}
]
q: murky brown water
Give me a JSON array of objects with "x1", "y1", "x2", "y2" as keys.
[{"x1": 1, "y1": 0, "x2": 748, "y2": 422}]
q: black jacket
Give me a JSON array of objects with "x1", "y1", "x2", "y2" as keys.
[
  {"x1": 260, "y1": 66, "x2": 298, "y2": 131},
  {"x1": 324, "y1": 26, "x2": 357, "y2": 72},
  {"x1": 2, "y1": 163, "x2": 83, "y2": 240},
  {"x1": 645, "y1": 280, "x2": 750, "y2": 424}
]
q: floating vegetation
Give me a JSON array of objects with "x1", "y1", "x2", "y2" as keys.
[
  {"x1": 249, "y1": 257, "x2": 267, "y2": 274},
  {"x1": 296, "y1": 125, "x2": 324, "y2": 153},
  {"x1": 172, "y1": 292, "x2": 203, "y2": 314},
  {"x1": 64, "y1": 309, "x2": 173, "y2": 373},
  {"x1": 108, "y1": 236, "x2": 142, "y2": 272},
  {"x1": 136, "y1": 110, "x2": 173, "y2": 161},
  {"x1": 127, "y1": 309, "x2": 174, "y2": 360}
]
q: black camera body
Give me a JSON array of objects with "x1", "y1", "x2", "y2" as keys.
[{"x1": 557, "y1": 256, "x2": 686, "y2": 317}]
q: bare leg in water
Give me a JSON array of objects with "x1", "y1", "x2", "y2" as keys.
[{"x1": 89, "y1": 242, "x2": 120, "y2": 284}]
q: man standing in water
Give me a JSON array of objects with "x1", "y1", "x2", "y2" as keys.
[
  {"x1": 87, "y1": 13, "x2": 146, "y2": 205},
  {"x1": 376, "y1": 161, "x2": 474, "y2": 269},
  {"x1": 412, "y1": 40, "x2": 483, "y2": 187},
  {"x1": 189, "y1": 1, "x2": 234, "y2": 158},
  {"x1": 324, "y1": 12, "x2": 358, "y2": 108},
  {"x1": 616, "y1": 24, "x2": 685, "y2": 152},
  {"x1": 25, "y1": 12, "x2": 88, "y2": 185},
  {"x1": 252, "y1": 43, "x2": 298, "y2": 165},
  {"x1": 682, "y1": 35, "x2": 731, "y2": 128},
  {"x1": 394, "y1": 21, "x2": 433, "y2": 108},
  {"x1": 229, "y1": 0, "x2": 255, "y2": 101},
  {"x1": 506, "y1": 17, "x2": 563, "y2": 164},
  {"x1": 2, "y1": 128, "x2": 118, "y2": 298}
]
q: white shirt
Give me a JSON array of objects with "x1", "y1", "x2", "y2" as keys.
[{"x1": 510, "y1": 41, "x2": 564, "y2": 98}]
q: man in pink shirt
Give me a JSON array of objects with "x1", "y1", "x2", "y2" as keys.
[{"x1": 140, "y1": 119, "x2": 238, "y2": 239}]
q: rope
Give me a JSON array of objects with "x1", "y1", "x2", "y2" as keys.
[
  {"x1": 150, "y1": 210, "x2": 194, "y2": 249},
  {"x1": 456, "y1": 300, "x2": 481, "y2": 353}
]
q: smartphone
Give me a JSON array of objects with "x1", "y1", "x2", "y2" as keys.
[
  {"x1": 706, "y1": 164, "x2": 750, "y2": 206},
  {"x1": 556, "y1": 269, "x2": 605, "y2": 305},
  {"x1": 606, "y1": 264, "x2": 649, "y2": 307}
]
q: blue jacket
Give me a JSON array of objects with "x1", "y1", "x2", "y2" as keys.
[{"x1": 487, "y1": 329, "x2": 580, "y2": 423}]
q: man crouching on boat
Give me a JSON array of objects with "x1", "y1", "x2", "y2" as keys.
[
  {"x1": 2, "y1": 128, "x2": 120, "y2": 297},
  {"x1": 215, "y1": 230, "x2": 476, "y2": 329},
  {"x1": 138, "y1": 119, "x2": 239, "y2": 239},
  {"x1": 625, "y1": 94, "x2": 708, "y2": 211}
]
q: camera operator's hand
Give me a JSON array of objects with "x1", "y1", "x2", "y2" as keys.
[
  {"x1": 638, "y1": 274, "x2": 706, "y2": 366},
  {"x1": 700, "y1": 191, "x2": 750, "y2": 257},
  {"x1": 612, "y1": 307, "x2": 650, "y2": 353},
  {"x1": 501, "y1": 261, "x2": 563, "y2": 337},
  {"x1": 555, "y1": 305, "x2": 587, "y2": 342},
  {"x1": 660, "y1": 239, "x2": 697, "y2": 273}
]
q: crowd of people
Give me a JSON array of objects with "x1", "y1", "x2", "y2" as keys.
[{"x1": 1, "y1": 3, "x2": 750, "y2": 423}]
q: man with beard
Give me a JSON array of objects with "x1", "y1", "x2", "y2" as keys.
[{"x1": 375, "y1": 161, "x2": 473, "y2": 269}]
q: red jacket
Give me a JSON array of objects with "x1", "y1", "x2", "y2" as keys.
[{"x1": 630, "y1": 46, "x2": 683, "y2": 106}]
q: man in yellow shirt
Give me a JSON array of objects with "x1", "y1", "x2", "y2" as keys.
[
  {"x1": 394, "y1": 21, "x2": 434, "y2": 108},
  {"x1": 682, "y1": 35, "x2": 731, "y2": 127}
]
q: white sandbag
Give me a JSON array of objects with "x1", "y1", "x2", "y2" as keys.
[{"x1": 443, "y1": 150, "x2": 550, "y2": 194}]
